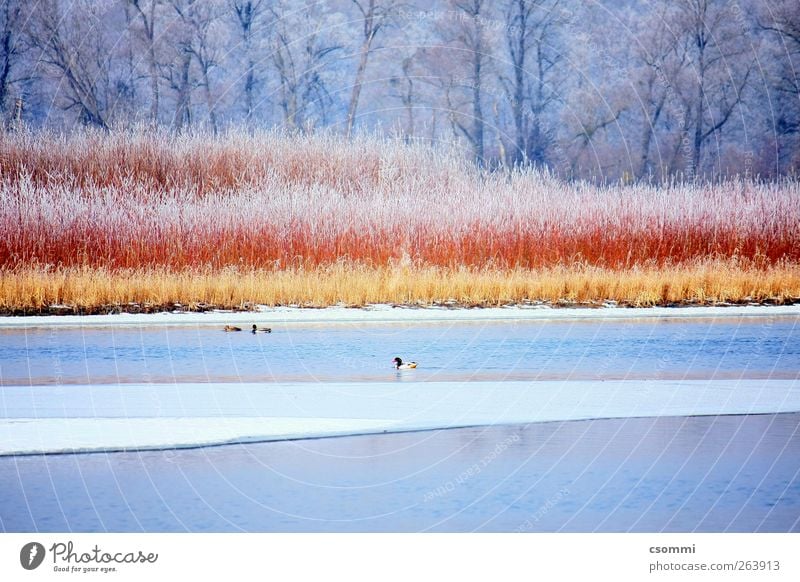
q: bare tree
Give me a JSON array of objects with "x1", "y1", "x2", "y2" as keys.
[
  {"x1": 128, "y1": 0, "x2": 163, "y2": 124},
  {"x1": 28, "y1": 0, "x2": 119, "y2": 128},
  {"x1": 501, "y1": 0, "x2": 566, "y2": 166},
  {"x1": 385, "y1": 14, "x2": 441, "y2": 141},
  {"x1": 435, "y1": 0, "x2": 493, "y2": 165},
  {"x1": 159, "y1": 6, "x2": 193, "y2": 131},
  {"x1": 553, "y1": 6, "x2": 628, "y2": 181},
  {"x1": 0, "y1": 0, "x2": 27, "y2": 121},
  {"x1": 762, "y1": 0, "x2": 800, "y2": 98},
  {"x1": 674, "y1": 0, "x2": 753, "y2": 178},
  {"x1": 170, "y1": 0, "x2": 224, "y2": 133},
  {"x1": 345, "y1": 0, "x2": 396, "y2": 137},
  {"x1": 230, "y1": 0, "x2": 268, "y2": 123},
  {"x1": 388, "y1": 55, "x2": 420, "y2": 137},
  {"x1": 630, "y1": 3, "x2": 688, "y2": 179},
  {"x1": 760, "y1": 0, "x2": 800, "y2": 172},
  {"x1": 567, "y1": 107, "x2": 623, "y2": 179},
  {"x1": 269, "y1": 1, "x2": 343, "y2": 131}
]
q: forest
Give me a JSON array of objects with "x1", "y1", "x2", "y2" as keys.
[{"x1": 0, "y1": 0, "x2": 798, "y2": 182}]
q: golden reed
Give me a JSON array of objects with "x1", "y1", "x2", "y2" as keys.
[{"x1": 2, "y1": 261, "x2": 798, "y2": 314}]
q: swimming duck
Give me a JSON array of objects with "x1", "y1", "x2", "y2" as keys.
[
  {"x1": 223, "y1": 325, "x2": 242, "y2": 332},
  {"x1": 393, "y1": 357, "x2": 418, "y2": 370},
  {"x1": 252, "y1": 325, "x2": 272, "y2": 333}
]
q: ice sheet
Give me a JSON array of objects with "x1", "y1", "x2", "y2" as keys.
[{"x1": 2, "y1": 379, "x2": 797, "y2": 455}]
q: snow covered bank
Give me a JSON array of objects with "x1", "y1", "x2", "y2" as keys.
[
  {"x1": 2, "y1": 379, "x2": 797, "y2": 455},
  {"x1": 1, "y1": 304, "x2": 799, "y2": 329}
]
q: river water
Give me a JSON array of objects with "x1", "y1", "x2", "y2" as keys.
[
  {"x1": 0, "y1": 313, "x2": 798, "y2": 532},
  {"x1": 2, "y1": 315, "x2": 798, "y2": 385}
]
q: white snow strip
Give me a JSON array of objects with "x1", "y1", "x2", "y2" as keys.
[
  {"x1": 0, "y1": 304, "x2": 798, "y2": 328},
  {"x1": 1, "y1": 379, "x2": 797, "y2": 455}
]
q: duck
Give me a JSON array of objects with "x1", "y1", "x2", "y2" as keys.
[
  {"x1": 393, "y1": 357, "x2": 418, "y2": 370},
  {"x1": 252, "y1": 324, "x2": 272, "y2": 333},
  {"x1": 223, "y1": 325, "x2": 242, "y2": 332}
]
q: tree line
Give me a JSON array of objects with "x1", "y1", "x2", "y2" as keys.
[{"x1": 1, "y1": 0, "x2": 798, "y2": 182}]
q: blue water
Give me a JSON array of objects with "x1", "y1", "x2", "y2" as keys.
[
  {"x1": 1, "y1": 315, "x2": 798, "y2": 385},
  {"x1": 1, "y1": 414, "x2": 798, "y2": 532},
  {"x1": 1, "y1": 314, "x2": 798, "y2": 532}
]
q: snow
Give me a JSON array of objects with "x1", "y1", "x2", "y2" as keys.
[
  {"x1": 0, "y1": 304, "x2": 798, "y2": 328},
  {"x1": 2, "y1": 379, "x2": 797, "y2": 455}
]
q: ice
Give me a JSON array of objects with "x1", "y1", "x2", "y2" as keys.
[{"x1": 2, "y1": 379, "x2": 797, "y2": 455}]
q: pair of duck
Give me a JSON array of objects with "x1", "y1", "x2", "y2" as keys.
[{"x1": 224, "y1": 324, "x2": 272, "y2": 333}]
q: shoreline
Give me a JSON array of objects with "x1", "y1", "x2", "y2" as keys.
[
  {"x1": 1, "y1": 302, "x2": 799, "y2": 328},
  {"x1": 2, "y1": 296, "x2": 799, "y2": 318},
  {"x1": 3, "y1": 411, "x2": 797, "y2": 459}
]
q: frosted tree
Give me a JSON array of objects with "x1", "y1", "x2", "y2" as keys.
[
  {"x1": 500, "y1": 0, "x2": 567, "y2": 167},
  {"x1": 127, "y1": 0, "x2": 164, "y2": 124},
  {"x1": 229, "y1": 0, "x2": 270, "y2": 124},
  {"x1": 580, "y1": 3, "x2": 691, "y2": 182},
  {"x1": 268, "y1": 0, "x2": 345, "y2": 131},
  {"x1": 27, "y1": 0, "x2": 129, "y2": 128},
  {"x1": 387, "y1": 51, "x2": 422, "y2": 138},
  {"x1": 376, "y1": 10, "x2": 442, "y2": 140},
  {"x1": 345, "y1": 0, "x2": 397, "y2": 136},
  {"x1": 760, "y1": 0, "x2": 800, "y2": 173},
  {"x1": 625, "y1": 3, "x2": 689, "y2": 180},
  {"x1": 431, "y1": 0, "x2": 497, "y2": 165},
  {"x1": 673, "y1": 0, "x2": 754, "y2": 178},
  {"x1": 169, "y1": 0, "x2": 225, "y2": 133},
  {"x1": 0, "y1": 0, "x2": 27, "y2": 122},
  {"x1": 556, "y1": 3, "x2": 626, "y2": 180}
]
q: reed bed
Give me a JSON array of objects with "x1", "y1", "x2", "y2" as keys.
[
  {"x1": 1, "y1": 129, "x2": 798, "y2": 311},
  {"x1": 1, "y1": 262, "x2": 798, "y2": 314}
]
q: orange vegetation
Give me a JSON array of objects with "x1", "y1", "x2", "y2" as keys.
[{"x1": 0, "y1": 130, "x2": 798, "y2": 312}]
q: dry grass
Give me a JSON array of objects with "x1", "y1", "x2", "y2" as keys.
[
  {"x1": 1, "y1": 129, "x2": 799, "y2": 312},
  {"x1": 2, "y1": 261, "x2": 798, "y2": 314}
]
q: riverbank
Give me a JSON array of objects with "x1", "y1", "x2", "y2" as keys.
[{"x1": 1, "y1": 301, "x2": 799, "y2": 328}]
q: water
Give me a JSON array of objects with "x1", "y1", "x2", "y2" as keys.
[
  {"x1": 2, "y1": 316, "x2": 798, "y2": 385},
  {"x1": 1, "y1": 313, "x2": 798, "y2": 532},
  {"x1": 1, "y1": 414, "x2": 798, "y2": 532}
]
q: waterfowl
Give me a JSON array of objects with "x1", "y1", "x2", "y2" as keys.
[
  {"x1": 252, "y1": 325, "x2": 272, "y2": 333},
  {"x1": 393, "y1": 357, "x2": 417, "y2": 370},
  {"x1": 223, "y1": 325, "x2": 242, "y2": 332}
]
